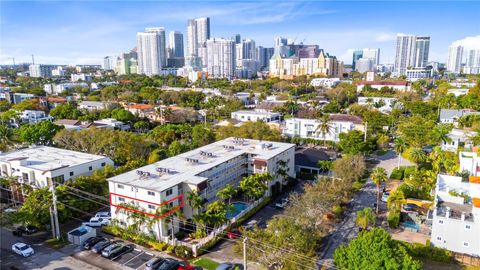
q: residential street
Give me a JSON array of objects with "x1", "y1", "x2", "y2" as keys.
[{"x1": 317, "y1": 150, "x2": 413, "y2": 269}]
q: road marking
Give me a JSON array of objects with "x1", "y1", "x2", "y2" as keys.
[{"x1": 123, "y1": 250, "x2": 144, "y2": 265}]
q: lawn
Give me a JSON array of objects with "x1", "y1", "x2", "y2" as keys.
[
  {"x1": 45, "y1": 237, "x2": 70, "y2": 249},
  {"x1": 419, "y1": 258, "x2": 480, "y2": 270},
  {"x1": 189, "y1": 257, "x2": 220, "y2": 270}
]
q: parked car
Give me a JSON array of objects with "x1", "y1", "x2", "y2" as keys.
[
  {"x1": 243, "y1": 219, "x2": 258, "y2": 230},
  {"x1": 145, "y1": 257, "x2": 166, "y2": 270},
  {"x1": 12, "y1": 225, "x2": 38, "y2": 236},
  {"x1": 275, "y1": 198, "x2": 289, "y2": 209},
  {"x1": 110, "y1": 243, "x2": 134, "y2": 259},
  {"x1": 178, "y1": 264, "x2": 203, "y2": 270},
  {"x1": 403, "y1": 203, "x2": 420, "y2": 212},
  {"x1": 381, "y1": 192, "x2": 390, "y2": 203},
  {"x1": 215, "y1": 263, "x2": 244, "y2": 270},
  {"x1": 91, "y1": 239, "x2": 111, "y2": 253},
  {"x1": 158, "y1": 258, "x2": 180, "y2": 270},
  {"x1": 83, "y1": 217, "x2": 110, "y2": 227},
  {"x1": 12, "y1": 243, "x2": 34, "y2": 257},
  {"x1": 95, "y1": 211, "x2": 111, "y2": 220},
  {"x1": 83, "y1": 236, "x2": 105, "y2": 250},
  {"x1": 101, "y1": 241, "x2": 124, "y2": 258},
  {"x1": 227, "y1": 228, "x2": 241, "y2": 239}
]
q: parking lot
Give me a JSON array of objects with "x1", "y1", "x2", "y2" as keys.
[{"x1": 73, "y1": 245, "x2": 157, "y2": 270}]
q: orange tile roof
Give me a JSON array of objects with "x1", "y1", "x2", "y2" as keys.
[
  {"x1": 127, "y1": 104, "x2": 154, "y2": 110},
  {"x1": 473, "y1": 198, "x2": 480, "y2": 208},
  {"x1": 469, "y1": 176, "x2": 480, "y2": 184}
]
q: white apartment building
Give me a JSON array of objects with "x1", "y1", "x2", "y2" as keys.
[
  {"x1": 78, "y1": 101, "x2": 107, "y2": 111},
  {"x1": 357, "y1": 97, "x2": 397, "y2": 112},
  {"x1": 430, "y1": 173, "x2": 480, "y2": 257},
  {"x1": 283, "y1": 114, "x2": 364, "y2": 142},
  {"x1": 310, "y1": 78, "x2": 341, "y2": 88},
  {"x1": 231, "y1": 110, "x2": 281, "y2": 123},
  {"x1": 29, "y1": 64, "x2": 55, "y2": 78},
  {"x1": 405, "y1": 68, "x2": 433, "y2": 82},
  {"x1": 464, "y1": 50, "x2": 480, "y2": 75},
  {"x1": 460, "y1": 152, "x2": 480, "y2": 176},
  {"x1": 18, "y1": 110, "x2": 52, "y2": 124},
  {"x1": 137, "y1": 28, "x2": 167, "y2": 76},
  {"x1": 71, "y1": 73, "x2": 92, "y2": 82},
  {"x1": 0, "y1": 146, "x2": 113, "y2": 188},
  {"x1": 107, "y1": 138, "x2": 295, "y2": 240},
  {"x1": 394, "y1": 34, "x2": 430, "y2": 76},
  {"x1": 187, "y1": 17, "x2": 210, "y2": 67},
  {"x1": 206, "y1": 38, "x2": 236, "y2": 79},
  {"x1": 447, "y1": 45, "x2": 464, "y2": 73}
]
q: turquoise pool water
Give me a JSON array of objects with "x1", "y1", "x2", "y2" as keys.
[
  {"x1": 401, "y1": 221, "x2": 419, "y2": 231},
  {"x1": 226, "y1": 202, "x2": 249, "y2": 219}
]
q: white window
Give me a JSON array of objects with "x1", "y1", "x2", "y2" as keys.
[
  {"x1": 438, "y1": 220, "x2": 444, "y2": 224},
  {"x1": 465, "y1": 224, "x2": 471, "y2": 229},
  {"x1": 118, "y1": 197, "x2": 125, "y2": 202},
  {"x1": 117, "y1": 184, "x2": 124, "y2": 189},
  {"x1": 436, "y1": 236, "x2": 442, "y2": 241},
  {"x1": 147, "y1": 191, "x2": 155, "y2": 196},
  {"x1": 463, "y1": 242, "x2": 469, "y2": 247}
]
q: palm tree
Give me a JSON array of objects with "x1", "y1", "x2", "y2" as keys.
[
  {"x1": 315, "y1": 115, "x2": 333, "y2": 146},
  {"x1": 356, "y1": 207, "x2": 376, "y2": 230},
  {"x1": 216, "y1": 184, "x2": 237, "y2": 206},
  {"x1": 0, "y1": 125, "x2": 14, "y2": 152},
  {"x1": 431, "y1": 124, "x2": 453, "y2": 145},
  {"x1": 371, "y1": 167, "x2": 388, "y2": 214},
  {"x1": 186, "y1": 190, "x2": 205, "y2": 233},
  {"x1": 387, "y1": 190, "x2": 405, "y2": 214},
  {"x1": 394, "y1": 137, "x2": 407, "y2": 169},
  {"x1": 410, "y1": 148, "x2": 426, "y2": 165}
]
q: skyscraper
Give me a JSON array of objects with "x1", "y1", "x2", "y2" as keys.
[
  {"x1": 447, "y1": 44, "x2": 464, "y2": 73},
  {"x1": 206, "y1": 38, "x2": 235, "y2": 79},
  {"x1": 136, "y1": 27, "x2": 167, "y2": 76},
  {"x1": 234, "y1": 34, "x2": 241, "y2": 44},
  {"x1": 256, "y1": 46, "x2": 274, "y2": 70},
  {"x1": 362, "y1": 48, "x2": 380, "y2": 66},
  {"x1": 102, "y1": 56, "x2": 116, "y2": 70},
  {"x1": 168, "y1": 31, "x2": 184, "y2": 58},
  {"x1": 394, "y1": 34, "x2": 430, "y2": 76},
  {"x1": 186, "y1": 17, "x2": 210, "y2": 67},
  {"x1": 352, "y1": 50, "x2": 363, "y2": 71},
  {"x1": 465, "y1": 49, "x2": 480, "y2": 74}
]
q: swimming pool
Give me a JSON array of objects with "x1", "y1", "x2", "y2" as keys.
[
  {"x1": 401, "y1": 221, "x2": 419, "y2": 232},
  {"x1": 226, "y1": 202, "x2": 249, "y2": 219}
]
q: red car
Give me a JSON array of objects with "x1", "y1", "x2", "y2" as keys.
[
  {"x1": 178, "y1": 265, "x2": 202, "y2": 270},
  {"x1": 227, "y1": 228, "x2": 241, "y2": 239}
]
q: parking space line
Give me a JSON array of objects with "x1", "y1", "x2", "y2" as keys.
[{"x1": 123, "y1": 251, "x2": 144, "y2": 265}]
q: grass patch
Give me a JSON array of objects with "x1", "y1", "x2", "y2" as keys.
[
  {"x1": 189, "y1": 257, "x2": 220, "y2": 270},
  {"x1": 45, "y1": 237, "x2": 70, "y2": 249}
]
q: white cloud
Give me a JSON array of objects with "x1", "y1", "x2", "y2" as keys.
[
  {"x1": 451, "y1": 35, "x2": 480, "y2": 50},
  {"x1": 339, "y1": 49, "x2": 355, "y2": 64},
  {"x1": 375, "y1": 33, "x2": 396, "y2": 42}
]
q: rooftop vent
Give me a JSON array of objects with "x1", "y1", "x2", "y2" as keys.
[
  {"x1": 156, "y1": 167, "x2": 171, "y2": 174},
  {"x1": 186, "y1": 158, "x2": 199, "y2": 164}
]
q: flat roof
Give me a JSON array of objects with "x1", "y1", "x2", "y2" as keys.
[
  {"x1": 232, "y1": 110, "x2": 281, "y2": 116},
  {"x1": 108, "y1": 137, "x2": 295, "y2": 192},
  {"x1": 0, "y1": 146, "x2": 110, "y2": 172}
]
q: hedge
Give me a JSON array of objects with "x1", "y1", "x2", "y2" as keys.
[
  {"x1": 390, "y1": 168, "x2": 404, "y2": 180},
  {"x1": 400, "y1": 241, "x2": 453, "y2": 263},
  {"x1": 403, "y1": 166, "x2": 417, "y2": 179},
  {"x1": 387, "y1": 211, "x2": 400, "y2": 228}
]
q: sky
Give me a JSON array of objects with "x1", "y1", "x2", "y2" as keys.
[{"x1": 1, "y1": 0, "x2": 479, "y2": 66}]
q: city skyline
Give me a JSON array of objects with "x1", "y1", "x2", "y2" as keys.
[{"x1": 1, "y1": 1, "x2": 480, "y2": 65}]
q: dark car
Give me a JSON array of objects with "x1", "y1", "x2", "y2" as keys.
[
  {"x1": 158, "y1": 258, "x2": 180, "y2": 270},
  {"x1": 91, "y1": 239, "x2": 111, "y2": 253},
  {"x1": 145, "y1": 257, "x2": 165, "y2": 270},
  {"x1": 403, "y1": 203, "x2": 420, "y2": 212},
  {"x1": 110, "y1": 244, "x2": 134, "y2": 260},
  {"x1": 83, "y1": 236, "x2": 105, "y2": 250},
  {"x1": 215, "y1": 263, "x2": 244, "y2": 270},
  {"x1": 12, "y1": 226, "x2": 38, "y2": 236}
]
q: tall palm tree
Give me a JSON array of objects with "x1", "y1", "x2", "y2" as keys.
[
  {"x1": 371, "y1": 167, "x2": 388, "y2": 214},
  {"x1": 0, "y1": 125, "x2": 14, "y2": 152},
  {"x1": 216, "y1": 184, "x2": 237, "y2": 206},
  {"x1": 186, "y1": 190, "x2": 205, "y2": 233},
  {"x1": 387, "y1": 190, "x2": 405, "y2": 214},
  {"x1": 394, "y1": 137, "x2": 407, "y2": 169},
  {"x1": 315, "y1": 115, "x2": 333, "y2": 146},
  {"x1": 356, "y1": 207, "x2": 376, "y2": 230},
  {"x1": 410, "y1": 148, "x2": 427, "y2": 165}
]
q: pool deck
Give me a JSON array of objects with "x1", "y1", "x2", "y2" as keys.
[{"x1": 391, "y1": 229, "x2": 430, "y2": 245}]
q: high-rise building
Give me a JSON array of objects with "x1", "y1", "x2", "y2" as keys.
[
  {"x1": 362, "y1": 48, "x2": 380, "y2": 66},
  {"x1": 356, "y1": 58, "x2": 375, "y2": 73},
  {"x1": 206, "y1": 38, "x2": 235, "y2": 79},
  {"x1": 168, "y1": 31, "x2": 184, "y2": 58},
  {"x1": 102, "y1": 56, "x2": 116, "y2": 70},
  {"x1": 29, "y1": 64, "x2": 55, "y2": 78},
  {"x1": 274, "y1": 37, "x2": 290, "y2": 57},
  {"x1": 256, "y1": 46, "x2": 274, "y2": 70},
  {"x1": 394, "y1": 34, "x2": 430, "y2": 76},
  {"x1": 234, "y1": 34, "x2": 241, "y2": 44},
  {"x1": 464, "y1": 49, "x2": 480, "y2": 74},
  {"x1": 291, "y1": 44, "x2": 319, "y2": 59},
  {"x1": 136, "y1": 27, "x2": 167, "y2": 76},
  {"x1": 186, "y1": 17, "x2": 210, "y2": 67},
  {"x1": 352, "y1": 50, "x2": 363, "y2": 71},
  {"x1": 447, "y1": 45, "x2": 464, "y2": 73}
]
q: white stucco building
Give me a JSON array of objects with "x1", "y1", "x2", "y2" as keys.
[
  {"x1": 357, "y1": 97, "x2": 398, "y2": 112},
  {"x1": 0, "y1": 146, "x2": 113, "y2": 188},
  {"x1": 107, "y1": 138, "x2": 295, "y2": 240},
  {"x1": 283, "y1": 114, "x2": 364, "y2": 142},
  {"x1": 231, "y1": 110, "x2": 281, "y2": 123}
]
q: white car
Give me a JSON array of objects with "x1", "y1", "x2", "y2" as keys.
[
  {"x1": 12, "y1": 243, "x2": 34, "y2": 257},
  {"x1": 94, "y1": 212, "x2": 111, "y2": 220},
  {"x1": 381, "y1": 192, "x2": 390, "y2": 203},
  {"x1": 275, "y1": 198, "x2": 289, "y2": 209},
  {"x1": 83, "y1": 217, "x2": 110, "y2": 227}
]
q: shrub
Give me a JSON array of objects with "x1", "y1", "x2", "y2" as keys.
[
  {"x1": 387, "y1": 211, "x2": 400, "y2": 228},
  {"x1": 400, "y1": 241, "x2": 453, "y2": 263},
  {"x1": 173, "y1": 245, "x2": 193, "y2": 258},
  {"x1": 148, "y1": 240, "x2": 168, "y2": 251},
  {"x1": 390, "y1": 168, "x2": 404, "y2": 180},
  {"x1": 166, "y1": 245, "x2": 175, "y2": 254},
  {"x1": 352, "y1": 181, "x2": 364, "y2": 191},
  {"x1": 332, "y1": 205, "x2": 343, "y2": 218},
  {"x1": 403, "y1": 166, "x2": 416, "y2": 179}
]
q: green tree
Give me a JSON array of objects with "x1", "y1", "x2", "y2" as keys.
[
  {"x1": 239, "y1": 172, "x2": 272, "y2": 202},
  {"x1": 16, "y1": 121, "x2": 63, "y2": 145},
  {"x1": 49, "y1": 103, "x2": 83, "y2": 119},
  {"x1": 0, "y1": 125, "x2": 14, "y2": 151},
  {"x1": 167, "y1": 140, "x2": 186, "y2": 157},
  {"x1": 334, "y1": 228, "x2": 422, "y2": 270},
  {"x1": 387, "y1": 190, "x2": 405, "y2": 214},
  {"x1": 371, "y1": 167, "x2": 388, "y2": 214},
  {"x1": 317, "y1": 160, "x2": 333, "y2": 173},
  {"x1": 110, "y1": 108, "x2": 135, "y2": 122},
  {"x1": 332, "y1": 155, "x2": 366, "y2": 183},
  {"x1": 338, "y1": 130, "x2": 375, "y2": 155},
  {"x1": 356, "y1": 207, "x2": 376, "y2": 230},
  {"x1": 216, "y1": 184, "x2": 237, "y2": 206},
  {"x1": 315, "y1": 114, "x2": 333, "y2": 145},
  {"x1": 394, "y1": 137, "x2": 408, "y2": 169},
  {"x1": 409, "y1": 148, "x2": 427, "y2": 165},
  {"x1": 191, "y1": 124, "x2": 215, "y2": 147},
  {"x1": 430, "y1": 124, "x2": 453, "y2": 145}
]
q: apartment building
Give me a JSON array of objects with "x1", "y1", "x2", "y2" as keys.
[
  {"x1": 283, "y1": 114, "x2": 364, "y2": 142},
  {"x1": 0, "y1": 146, "x2": 113, "y2": 189},
  {"x1": 231, "y1": 110, "x2": 282, "y2": 123},
  {"x1": 357, "y1": 97, "x2": 398, "y2": 112},
  {"x1": 107, "y1": 138, "x2": 295, "y2": 240},
  {"x1": 430, "y1": 174, "x2": 480, "y2": 256}
]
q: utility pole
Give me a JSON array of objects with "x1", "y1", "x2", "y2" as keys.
[
  {"x1": 243, "y1": 237, "x2": 248, "y2": 270},
  {"x1": 364, "y1": 122, "x2": 368, "y2": 142},
  {"x1": 48, "y1": 179, "x2": 60, "y2": 239}
]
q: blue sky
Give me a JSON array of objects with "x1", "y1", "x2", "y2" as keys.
[{"x1": 1, "y1": 1, "x2": 479, "y2": 65}]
